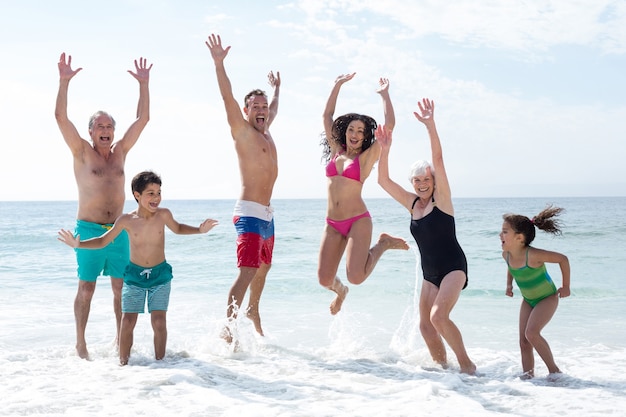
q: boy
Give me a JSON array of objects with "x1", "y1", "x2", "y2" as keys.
[{"x1": 58, "y1": 171, "x2": 218, "y2": 365}]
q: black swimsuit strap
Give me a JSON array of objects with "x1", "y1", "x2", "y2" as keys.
[{"x1": 411, "y1": 196, "x2": 435, "y2": 210}]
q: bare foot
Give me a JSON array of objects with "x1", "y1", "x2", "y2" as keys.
[
  {"x1": 246, "y1": 309, "x2": 265, "y2": 337},
  {"x1": 330, "y1": 283, "x2": 349, "y2": 315},
  {"x1": 519, "y1": 370, "x2": 534, "y2": 380},
  {"x1": 546, "y1": 371, "x2": 563, "y2": 382},
  {"x1": 378, "y1": 233, "x2": 409, "y2": 251},
  {"x1": 220, "y1": 326, "x2": 233, "y2": 344},
  {"x1": 76, "y1": 343, "x2": 89, "y2": 360},
  {"x1": 460, "y1": 361, "x2": 477, "y2": 375}
]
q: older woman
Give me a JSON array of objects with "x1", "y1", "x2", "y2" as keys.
[{"x1": 377, "y1": 98, "x2": 476, "y2": 375}]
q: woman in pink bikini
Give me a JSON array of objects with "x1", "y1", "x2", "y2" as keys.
[{"x1": 318, "y1": 73, "x2": 408, "y2": 315}]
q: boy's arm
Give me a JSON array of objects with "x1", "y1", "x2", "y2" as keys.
[
  {"x1": 58, "y1": 219, "x2": 124, "y2": 249},
  {"x1": 163, "y1": 209, "x2": 219, "y2": 235}
]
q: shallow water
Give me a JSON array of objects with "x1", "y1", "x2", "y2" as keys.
[{"x1": 1, "y1": 198, "x2": 625, "y2": 416}]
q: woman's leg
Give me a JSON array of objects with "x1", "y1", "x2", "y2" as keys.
[{"x1": 430, "y1": 271, "x2": 476, "y2": 374}]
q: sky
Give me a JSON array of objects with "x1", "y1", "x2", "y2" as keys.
[{"x1": 1, "y1": 0, "x2": 625, "y2": 201}]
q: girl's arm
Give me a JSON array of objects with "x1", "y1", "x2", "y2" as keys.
[
  {"x1": 503, "y1": 252, "x2": 515, "y2": 297},
  {"x1": 505, "y1": 272, "x2": 514, "y2": 297},
  {"x1": 531, "y1": 248, "x2": 571, "y2": 298}
]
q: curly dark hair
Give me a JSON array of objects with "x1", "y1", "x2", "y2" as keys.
[
  {"x1": 503, "y1": 204, "x2": 564, "y2": 246},
  {"x1": 320, "y1": 113, "x2": 377, "y2": 163}
]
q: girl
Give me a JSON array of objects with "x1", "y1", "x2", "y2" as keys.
[{"x1": 500, "y1": 206, "x2": 571, "y2": 379}]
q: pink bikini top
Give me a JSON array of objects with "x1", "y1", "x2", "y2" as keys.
[{"x1": 325, "y1": 152, "x2": 362, "y2": 182}]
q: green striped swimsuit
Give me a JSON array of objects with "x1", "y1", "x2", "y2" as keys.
[{"x1": 507, "y1": 249, "x2": 557, "y2": 307}]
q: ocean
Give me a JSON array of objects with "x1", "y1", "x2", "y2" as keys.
[{"x1": 1, "y1": 197, "x2": 625, "y2": 416}]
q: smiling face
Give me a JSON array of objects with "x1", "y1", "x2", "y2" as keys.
[
  {"x1": 345, "y1": 120, "x2": 366, "y2": 152},
  {"x1": 134, "y1": 182, "x2": 161, "y2": 213},
  {"x1": 411, "y1": 166, "x2": 435, "y2": 198},
  {"x1": 500, "y1": 221, "x2": 523, "y2": 251},
  {"x1": 243, "y1": 94, "x2": 269, "y2": 132},
  {"x1": 88, "y1": 114, "x2": 115, "y2": 148}
]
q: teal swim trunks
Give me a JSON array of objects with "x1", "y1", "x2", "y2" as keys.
[
  {"x1": 74, "y1": 219, "x2": 130, "y2": 282},
  {"x1": 122, "y1": 261, "x2": 173, "y2": 313}
]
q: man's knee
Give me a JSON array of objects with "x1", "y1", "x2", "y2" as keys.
[
  {"x1": 110, "y1": 277, "x2": 123, "y2": 296},
  {"x1": 77, "y1": 281, "x2": 96, "y2": 298}
]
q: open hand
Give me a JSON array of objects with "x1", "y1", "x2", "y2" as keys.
[
  {"x1": 58, "y1": 52, "x2": 82, "y2": 81},
  {"x1": 128, "y1": 57, "x2": 153, "y2": 82},
  {"x1": 58, "y1": 229, "x2": 80, "y2": 248},
  {"x1": 199, "y1": 219, "x2": 219, "y2": 234},
  {"x1": 414, "y1": 98, "x2": 435, "y2": 124},
  {"x1": 205, "y1": 33, "x2": 231, "y2": 62}
]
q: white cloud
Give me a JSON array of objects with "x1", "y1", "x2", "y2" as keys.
[{"x1": 0, "y1": 0, "x2": 624, "y2": 201}]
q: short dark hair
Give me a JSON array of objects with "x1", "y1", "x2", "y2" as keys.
[{"x1": 131, "y1": 171, "x2": 162, "y2": 202}]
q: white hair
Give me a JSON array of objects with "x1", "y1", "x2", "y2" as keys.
[{"x1": 408, "y1": 160, "x2": 433, "y2": 182}]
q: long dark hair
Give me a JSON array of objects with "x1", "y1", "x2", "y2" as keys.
[
  {"x1": 320, "y1": 113, "x2": 377, "y2": 163},
  {"x1": 503, "y1": 205, "x2": 564, "y2": 246}
]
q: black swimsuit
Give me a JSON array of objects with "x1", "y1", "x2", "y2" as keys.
[{"x1": 410, "y1": 197, "x2": 468, "y2": 289}]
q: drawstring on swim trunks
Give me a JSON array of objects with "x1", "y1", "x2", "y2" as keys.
[{"x1": 140, "y1": 269, "x2": 153, "y2": 280}]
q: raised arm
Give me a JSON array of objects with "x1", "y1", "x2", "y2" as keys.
[
  {"x1": 55, "y1": 53, "x2": 84, "y2": 155},
  {"x1": 267, "y1": 71, "x2": 281, "y2": 127},
  {"x1": 323, "y1": 73, "x2": 355, "y2": 148},
  {"x1": 116, "y1": 57, "x2": 152, "y2": 154},
  {"x1": 376, "y1": 78, "x2": 395, "y2": 132},
  {"x1": 376, "y1": 125, "x2": 416, "y2": 211},
  {"x1": 414, "y1": 98, "x2": 453, "y2": 213},
  {"x1": 205, "y1": 33, "x2": 247, "y2": 135}
]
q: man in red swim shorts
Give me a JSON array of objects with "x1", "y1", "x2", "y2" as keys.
[{"x1": 206, "y1": 33, "x2": 281, "y2": 342}]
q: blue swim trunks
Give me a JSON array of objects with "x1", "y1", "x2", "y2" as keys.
[
  {"x1": 122, "y1": 261, "x2": 173, "y2": 313},
  {"x1": 74, "y1": 219, "x2": 129, "y2": 282}
]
